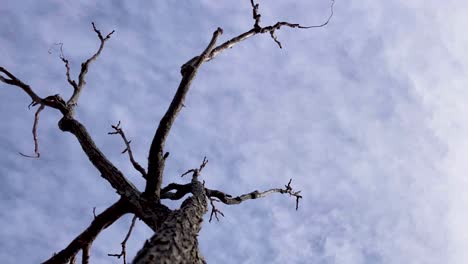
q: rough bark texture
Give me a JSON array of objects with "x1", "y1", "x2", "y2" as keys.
[{"x1": 133, "y1": 180, "x2": 208, "y2": 264}]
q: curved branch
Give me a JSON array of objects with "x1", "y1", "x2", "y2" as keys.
[
  {"x1": 43, "y1": 199, "x2": 129, "y2": 264},
  {"x1": 67, "y1": 22, "x2": 114, "y2": 109},
  {"x1": 145, "y1": 28, "x2": 223, "y2": 201},
  {"x1": 205, "y1": 179, "x2": 303, "y2": 210},
  {"x1": 205, "y1": 0, "x2": 335, "y2": 60},
  {"x1": 58, "y1": 116, "x2": 141, "y2": 200},
  {"x1": 108, "y1": 121, "x2": 147, "y2": 178},
  {"x1": 18, "y1": 104, "x2": 45, "y2": 158},
  {"x1": 160, "y1": 183, "x2": 192, "y2": 200}
]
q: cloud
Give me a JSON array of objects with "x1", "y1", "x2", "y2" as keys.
[{"x1": 1, "y1": 0, "x2": 467, "y2": 263}]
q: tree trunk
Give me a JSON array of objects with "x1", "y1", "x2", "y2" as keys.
[{"x1": 133, "y1": 180, "x2": 208, "y2": 264}]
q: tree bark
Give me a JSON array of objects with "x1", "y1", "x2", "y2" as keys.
[{"x1": 133, "y1": 180, "x2": 208, "y2": 264}]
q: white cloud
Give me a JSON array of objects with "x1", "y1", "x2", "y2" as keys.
[{"x1": 1, "y1": 0, "x2": 468, "y2": 263}]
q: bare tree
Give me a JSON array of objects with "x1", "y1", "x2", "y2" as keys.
[{"x1": 0, "y1": 1, "x2": 334, "y2": 263}]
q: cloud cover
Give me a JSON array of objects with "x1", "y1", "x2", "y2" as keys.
[{"x1": 0, "y1": 0, "x2": 467, "y2": 263}]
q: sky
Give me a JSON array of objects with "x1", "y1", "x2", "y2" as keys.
[{"x1": 1, "y1": 0, "x2": 468, "y2": 263}]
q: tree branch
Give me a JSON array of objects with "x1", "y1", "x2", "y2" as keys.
[
  {"x1": 108, "y1": 121, "x2": 147, "y2": 178},
  {"x1": 58, "y1": 116, "x2": 141, "y2": 200},
  {"x1": 43, "y1": 199, "x2": 129, "y2": 264},
  {"x1": 145, "y1": 28, "x2": 223, "y2": 201},
  {"x1": 19, "y1": 104, "x2": 45, "y2": 158},
  {"x1": 108, "y1": 215, "x2": 137, "y2": 264},
  {"x1": 204, "y1": 0, "x2": 334, "y2": 61},
  {"x1": 81, "y1": 244, "x2": 90, "y2": 264},
  {"x1": 66, "y1": 22, "x2": 114, "y2": 109},
  {"x1": 205, "y1": 179, "x2": 303, "y2": 210},
  {"x1": 208, "y1": 197, "x2": 224, "y2": 222},
  {"x1": 0, "y1": 66, "x2": 43, "y2": 104},
  {"x1": 160, "y1": 183, "x2": 192, "y2": 200}
]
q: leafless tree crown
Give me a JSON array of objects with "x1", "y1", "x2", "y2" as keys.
[{"x1": 0, "y1": 1, "x2": 334, "y2": 263}]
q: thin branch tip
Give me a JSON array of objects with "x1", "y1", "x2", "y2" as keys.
[{"x1": 108, "y1": 121, "x2": 147, "y2": 178}]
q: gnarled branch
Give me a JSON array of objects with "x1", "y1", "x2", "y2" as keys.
[
  {"x1": 205, "y1": 179, "x2": 303, "y2": 210},
  {"x1": 145, "y1": 28, "x2": 223, "y2": 201},
  {"x1": 66, "y1": 22, "x2": 114, "y2": 109}
]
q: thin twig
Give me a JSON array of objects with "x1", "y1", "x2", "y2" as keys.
[
  {"x1": 19, "y1": 104, "x2": 45, "y2": 158},
  {"x1": 180, "y1": 156, "x2": 208, "y2": 179},
  {"x1": 108, "y1": 215, "x2": 137, "y2": 264},
  {"x1": 205, "y1": 179, "x2": 303, "y2": 210},
  {"x1": 208, "y1": 197, "x2": 224, "y2": 222},
  {"x1": 67, "y1": 22, "x2": 114, "y2": 109},
  {"x1": 108, "y1": 121, "x2": 147, "y2": 178}
]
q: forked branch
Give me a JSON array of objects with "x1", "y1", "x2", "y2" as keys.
[
  {"x1": 205, "y1": 0, "x2": 334, "y2": 61},
  {"x1": 208, "y1": 197, "x2": 225, "y2": 222},
  {"x1": 108, "y1": 215, "x2": 138, "y2": 264},
  {"x1": 206, "y1": 179, "x2": 303, "y2": 210},
  {"x1": 108, "y1": 121, "x2": 147, "y2": 178},
  {"x1": 66, "y1": 22, "x2": 114, "y2": 109}
]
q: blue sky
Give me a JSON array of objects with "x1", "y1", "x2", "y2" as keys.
[{"x1": 1, "y1": 0, "x2": 467, "y2": 263}]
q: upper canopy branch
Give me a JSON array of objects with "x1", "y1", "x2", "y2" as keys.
[
  {"x1": 145, "y1": 28, "x2": 223, "y2": 201},
  {"x1": 66, "y1": 22, "x2": 114, "y2": 109},
  {"x1": 205, "y1": 0, "x2": 334, "y2": 60}
]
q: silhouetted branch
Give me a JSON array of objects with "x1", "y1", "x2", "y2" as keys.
[
  {"x1": 108, "y1": 215, "x2": 137, "y2": 264},
  {"x1": 108, "y1": 121, "x2": 147, "y2": 178},
  {"x1": 208, "y1": 197, "x2": 224, "y2": 222},
  {"x1": 160, "y1": 183, "x2": 192, "y2": 200},
  {"x1": 66, "y1": 22, "x2": 114, "y2": 109},
  {"x1": 43, "y1": 199, "x2": 129, "y2": 264},
  {"x1": 180, "y1": 156, "x2": 208, "y2": 179},
  {"x1": 19, "y1": 104, "x2": 45, "y2": 158},
  {"x1": 0, "y1": 66, "x2": 43, "y2": 104},
  {"x1": 203, "y1": 0, "x2": 334, "y2": 62},
  {"x1": 145, "y1": 27, "x2": 223, "y2": 201},
  {"x1": 82, "y1": 245, "x2": 90, "y2": 264},
  {"x1": 205, "y1": 179, "x2": 303, "y2": 210}
]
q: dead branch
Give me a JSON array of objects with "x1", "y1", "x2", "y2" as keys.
[
  {"x1": 0, "y1": 66, "x2": 43, "y2": 104},
  {"x1": 180, "y1": 156, "x2": 208, "y2": 179},
  {"x1": 204, "y1": 0, "x2": 334, "y2": 61},
  {"x1": 1, "y1": 67, "x2": 69, "y2": 157},
  {"x1": 145, "y1": 28, "x2": 223, "y2": 201},
  {"x1": 43, "y1": 199, "x2": 129, "y2": 264},
  {"x1": 66, "y1": 22, "x2": 114, "y2": 109},
  {"x1": 108, "y1": 121, "x2": 147, "y2": 178},
  {"x1": 208, "y1": 197, "x2": 224, "y2": 222},
  {"x1": 205, "y1": 179, "x2": 303, "y2": 210},
  {"x1": 58, "y1": 116, "x2": 143, "y2": 204},
  {"x1": 19, "y1": 104, "x2": 45, "y2": 158},
  {"x1": 57, "y1": 44, "x2": 79, "y2": 91},
  {"x1": 160, "y1": 183, "x2": 192, "y2": 200},
  {"x1": 108, "y1": 215, "x2": 137, "y2": 264},
  {"x1": 81, "y1": 245, "x2": 90, "y2": 264}
]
